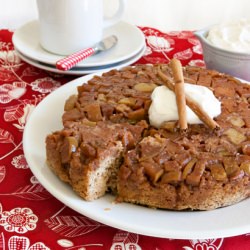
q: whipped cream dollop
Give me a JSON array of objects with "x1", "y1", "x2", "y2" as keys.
[
  {"x1": 207, "y1": 19, "x2": 250, "y2": 53},
  {"x1": 149, "y1": 84, "x2": 221, "y2": 128}
]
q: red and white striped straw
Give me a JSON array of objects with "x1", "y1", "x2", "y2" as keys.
[{"x1": 56, "y1": 47, "x2": 95, "y2": 71}]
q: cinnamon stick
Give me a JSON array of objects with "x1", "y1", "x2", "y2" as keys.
[
  {"x1": 170, "y1": 59, "x2": 188, "y2": 130},
  {"x1": 157, "y1": 65, "x2": 220, "y2": 130}
]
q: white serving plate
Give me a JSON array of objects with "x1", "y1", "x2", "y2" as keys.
[{"x1": 23, "y1": 72, "x2": 250, "y2": 239}]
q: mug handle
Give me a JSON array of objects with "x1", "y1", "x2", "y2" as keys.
[{"x1": 103, "y1": 0, "x2": 126, "y2": 28}]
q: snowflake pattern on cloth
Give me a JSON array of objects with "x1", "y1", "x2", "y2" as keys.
[
  {"x1": 0, "y1": 207, "x2": 38, "y2": 234},
  {"x1": 183, "y1": 239, "x2": 224, "y2": 250},
  {"x1": 30, "y1": 77, "x2": 61, "y2": 93},
  {"x1": 11, "y1": 154, "x2": 29, "y2": 169}
]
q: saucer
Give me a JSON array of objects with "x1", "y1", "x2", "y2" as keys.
[
  {"x1": 16, "y1": 46, "x2": 146, "y2": 75},
  {"x1": 12, "y1": 20, "x2": 145, "y2": 68}
]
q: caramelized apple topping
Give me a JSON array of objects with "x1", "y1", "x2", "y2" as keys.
[
  {"x1": 64, "y1": 95, "x2": 77, "y2": 111},
  {"x1": 122, "y1": 133, "x2": 250, "y2": 187},
  {"x1": 133, "y1": 82, "x2": 157, "y2": 92},
  {"x1": 224, "y1": 128, "x2": 247, "y2": 145},
  {"x1": 60, "y1": 64, "x2": 250, "y2": 190},
  {"x1": 83, "y1": 103, "x2": 103, "y2": 122},
  {"x1": 60, "y1": 136, "x2": 78, "y2": 164},
  {"x1": 242, "y1": 142, "x2": 250, "y2": 155},
  {"x1": 141, "y1": 161, "x2": 164, "y2": 183},
  {"x1": 161, "y1": 170, "x2": 182, "y2": 184},
  {"x1": 209, "y1": 163, "x2": 227, "y2": 181}
]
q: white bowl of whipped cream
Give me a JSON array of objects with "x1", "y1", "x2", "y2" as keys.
[{"x1": 195, "y1": 19, "x2": 250, "y2": 81}]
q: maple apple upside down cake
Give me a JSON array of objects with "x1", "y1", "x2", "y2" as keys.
[{"x1": 46, "y1": 61, "x2": 250, "y2": 210}]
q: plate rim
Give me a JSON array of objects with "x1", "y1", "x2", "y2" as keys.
[
  {"x1": 15, "y1": 45, "x2": 146, "y2": 75},
  {"x1": 23, "y1": 71, "x2": 250, "y2": 239}
]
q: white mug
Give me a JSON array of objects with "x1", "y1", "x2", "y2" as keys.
[{"x1": 36, "y1": 0, "x2": 126, "y2": 55}]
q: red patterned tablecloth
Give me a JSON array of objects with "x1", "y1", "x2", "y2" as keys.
[{"x1": 0, "y1": 26, "x2": 249, "y2": 250}]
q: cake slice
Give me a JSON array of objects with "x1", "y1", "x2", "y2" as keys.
[{"x1": 46, "y1": 120, "x2": 147, "y2": 200}]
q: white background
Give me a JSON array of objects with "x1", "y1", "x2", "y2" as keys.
[{"x1": 1, "y1": 0, "x2": 250, "y2": 31}]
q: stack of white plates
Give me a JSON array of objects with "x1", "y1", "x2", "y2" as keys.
[{"x1": 13, "y1": 20, "x2": 146, "y2": 75}]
